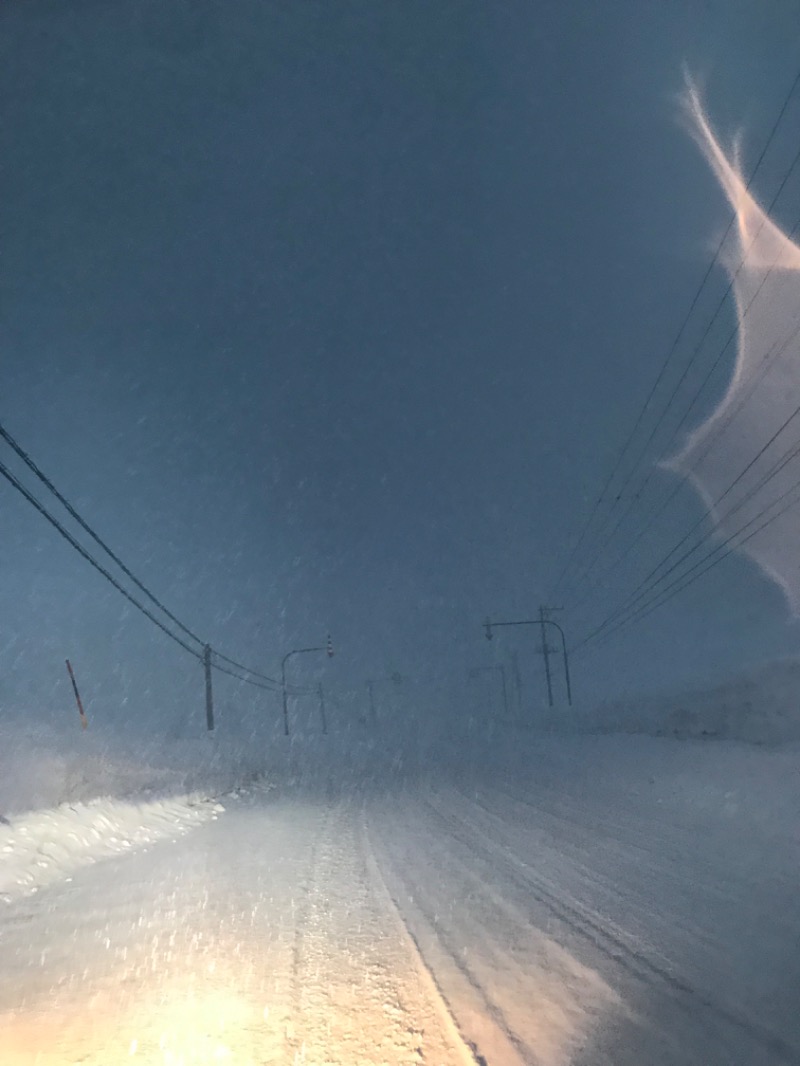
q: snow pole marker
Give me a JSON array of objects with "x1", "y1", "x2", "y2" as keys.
[{"x1": 65, "y1": 659, "x2": 88, "y2": 730}]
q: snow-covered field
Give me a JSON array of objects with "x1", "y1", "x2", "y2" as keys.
[
  {"x1": 576, "y1": 656, "x2": 800, "y2": 744},
  {"x1": 0, "y1": 724, "x2": 798, "y2": 1065}
]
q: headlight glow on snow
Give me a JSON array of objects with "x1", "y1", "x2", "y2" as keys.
[{"x1": 1, "y1": 976, "x2": 284, "y2": 1065}]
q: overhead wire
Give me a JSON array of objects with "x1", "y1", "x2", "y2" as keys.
[
  {"x1": 210, "y1": 659, "x2": 279, "y2": 691},
  {"x1": 556, "y1": 75, "x2": 800, "y2": 653},
  {"x1": 567, "y1": 256, "x2": 800, "y2": 617},
  {"x1": 0, "y1": 419, "x2": 204, "y2": 649},
  {"x1": 551, "y1": 66, "x2": 800, "y2": 604},
  {"x1": 0, "y1": 423, "x2": 290, "y2": 693},
  {"x1": 210, "y1": 657, "x2": 311, "y2": 696},
  {"x1": 562, "y1": 137, "x2": 800, "y2": 607},
  {"x1": 575, "y1": 470, "x2": 800, "y2": 653},
  {"x1": 573, "y1": 323, "x2": 800, "y2": 647},
  {"x1": 0, "y1": 457, "x2": 203, "y2": 660},
  {"x1": 212, "y1": 649, "x2": 281, "y2": 687},
  {"x1": 579, "y1": 408, "x2": 800, "y2": 646}
]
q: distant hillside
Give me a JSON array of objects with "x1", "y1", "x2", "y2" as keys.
[{"x1": 579, "y1": 658, "x2": 800, "y2": 745}]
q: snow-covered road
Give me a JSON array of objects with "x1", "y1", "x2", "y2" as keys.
[
  {"x1": 372, "y1": 779, "x2": 800, "y2": 1065},
  {"x1": 1, "y1": 739, "x2": 798, "y2": 1065}
]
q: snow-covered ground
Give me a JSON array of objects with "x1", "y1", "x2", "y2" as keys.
[
  {"x1": 0, "y1": 729, "x2": 798, "y2": 1065},
  {"x1": 0, "y1": 710, "x2": 271, "y2": 817},
  {"x1": 0, "y1": 792, "x2": 224, "y2": 903},
  {"x1": 575, "y1": 656, "x2": 800, "y2": 744}
]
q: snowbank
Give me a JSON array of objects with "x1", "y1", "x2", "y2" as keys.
[
  {"x1": 572, "y1": 657, "x2": 800, "y2": 745},
  {"x1": 0, "y1": 710, "x2": 271, "y2": 817},
  {"x1": 0, "y1": 792, "x2": 224, "y2": 902}
]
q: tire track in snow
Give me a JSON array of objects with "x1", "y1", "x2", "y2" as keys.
[
  {"x1": 361, "y1": 809, "x2": 490, "y2": 1066},
  {"x1": 289, "y1": 798, "x2": 471, "y2": 1066},
  {"x1": 367, "y1": 796, "x2": 611, "y2": 1066},
  {"x1": 461, "y1": 781, "x2": 793, "y2": 978},
  {"x1": 430, "y1": 787, "x2": 798, "y2": 1065}
]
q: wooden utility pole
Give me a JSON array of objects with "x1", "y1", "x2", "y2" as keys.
[{"x1": 203, "y1": 644, "x2": 214, "y2": 731}]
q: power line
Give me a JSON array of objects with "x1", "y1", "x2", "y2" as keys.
[
  {"x1": 212, "y1": 649, "x2": 280, "y2": 687},
  {"x1": 575, "y1": 384, "x2": 800, "y2": 649},
  {"x1": 549, "y1": 245, "x2": 728, "y2": 601},
  {"x1": 552, "y1": 67, "x2": 800, "y2": 602},
  {"x1": 654, "y1": 448, "x2": 800, "y2": 587},
  {"x1": 564, "y1": 90, "x2": 800, "y2": 648},
  {"x1": 210, "y1": 659, "x2": 278, "y2": 691},
  {"x1": 0, "y1": 457, "x2": 203, "y2": 660},
  {"x1": 567, "y1": 306, "x2": 800, "y2": 616},
  {"x1": 580, "y1": 422, "x2": 800, "y2": 646},
  {"x1": 210, "y1": 654, "x2": 313, "y2": 696},
  {"x1": 562, "y1": 139, "x2": 800, "y2": 607},
  {"x1": 640, "y1": 396, "x2": 800, "y2": 590},
  {"x1": 576, "y1": 472, "x2": 800, "y2": 652},
  {"x1": 0, "y1": 419, "x2": 283, "y2": 688},
  {"x1": 567, "y1": 138, "x2": 800, "y2": 609},
  {"x1": 0, "y1": 420, "x2": 204, "y2": 649}
]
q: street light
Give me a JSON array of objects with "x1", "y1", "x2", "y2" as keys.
[
  {"x1": 281, "y1": 636, "x2": 334, "y2": 736},
  {"x1": 484, "y1": 612, "x2": 572, "y2": 706}
]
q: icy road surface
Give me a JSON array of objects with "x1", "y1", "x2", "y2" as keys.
[{"x1": 1, "y1": 738, "x2": 798, "y2": 1065}]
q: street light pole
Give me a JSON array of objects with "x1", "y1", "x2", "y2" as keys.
[
  {"x1": 281, "y1": 637, "x2": 334, "y2": 736},
  {"x1": 538, "y1": 605, "x2": 554, "y2": 707},
  {"x1": 543, "y1": 614, "x2": 572, "y2": 707},
  {"x1": 484, "y1": 613, "x2": 572, "y2": 707}
]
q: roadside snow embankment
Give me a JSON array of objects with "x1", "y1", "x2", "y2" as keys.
[
  {"x1": 0, "y1": 709, "x2": 272, "y2": 818},
  {"x1": 0, "y1": 793, "x2": 224, "y2": 902},
  {"x1": 579, "y1": 657, "x2": 800, "y2": 744}
]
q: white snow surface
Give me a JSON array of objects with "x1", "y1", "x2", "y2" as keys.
[
  {"x1": 0, "y1": 709, "x2": 269, "y2": 817},
  {"x1": 1, "y1": 684, "x2": 799, "y2": 1064},
  {"x1": 571, "y1": 655, "x2": 800, "y2": 744},
  {"x1": 0, "y1": 792, "x2": 224, "y2": 903},
  {"x1": 0, "y1": 709, "x2": 239, "y2": 904}
]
